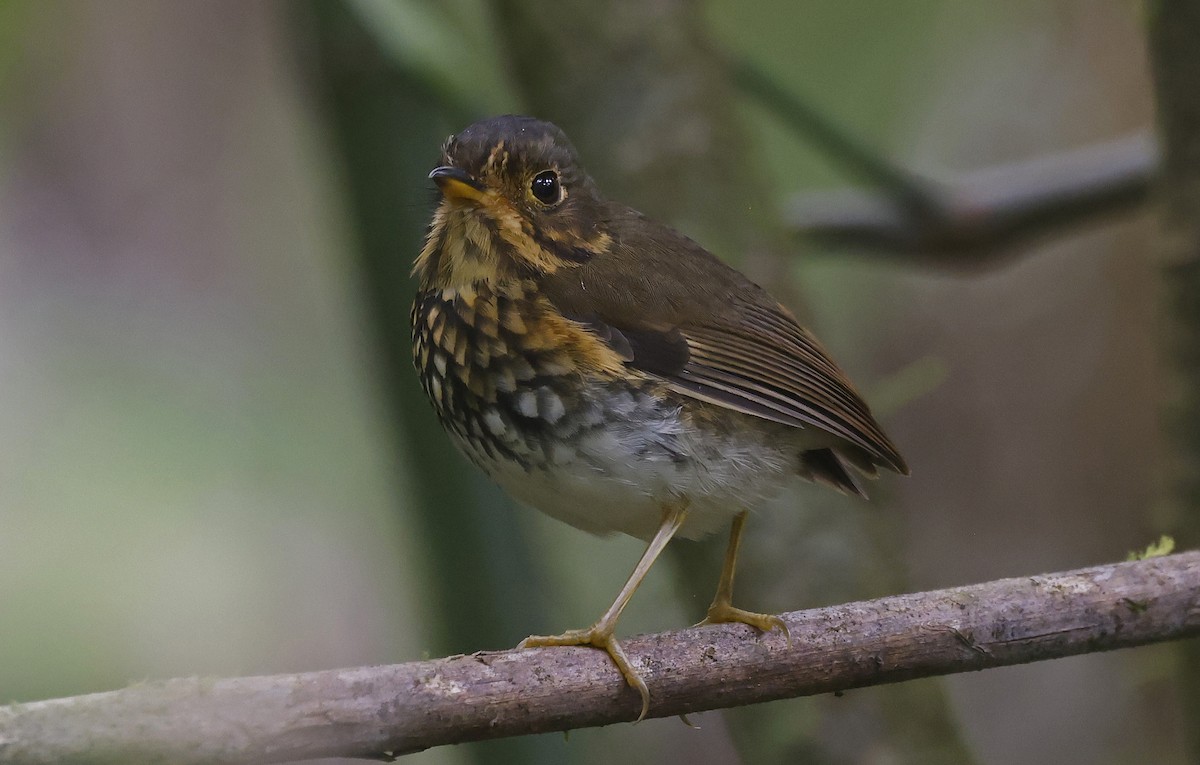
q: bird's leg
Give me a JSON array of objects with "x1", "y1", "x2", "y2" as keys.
[
  {"x1": 519, "y1": 500, "x2": 689, "y2": 722},
  {"x1": 698, "y1": 510, "x2": 791, "y2": 645}
]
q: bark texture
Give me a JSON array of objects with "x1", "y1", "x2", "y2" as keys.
[{"x1": 1, "y1": 552, "x2": 1197, "y2": 765}]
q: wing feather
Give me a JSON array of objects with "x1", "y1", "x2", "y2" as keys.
[
  {"x1": 537, "y1": 205, "x2": 909, "y2": 476},
  {"x1": 663, "y1": 322, "x2": 906, "y2": 474}
]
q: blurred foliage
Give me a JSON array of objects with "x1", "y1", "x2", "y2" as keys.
[
  {"x1": 0, "y1": 0, "x2": 32, "y2": 95},
  {"x1": 0, "y1": 1, "x2": 1186, "y2": 764},
  {"x1": 343, "y1": 0, "x2": 516, "y2": 117}
]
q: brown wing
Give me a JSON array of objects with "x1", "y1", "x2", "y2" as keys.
[
  {"x1": 540, "y1": 205, "x2": 909, "y2": 477},
  {"x1": 676, "y1": 319, "x2": 905, "y2": 473}
]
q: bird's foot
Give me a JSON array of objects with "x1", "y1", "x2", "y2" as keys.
[
  {"x1": 698, "y1": 602, "x2": 792, "y2": 648},
  {"x1": 519, "y1": 625, "x2": 651, "y2": 722}
]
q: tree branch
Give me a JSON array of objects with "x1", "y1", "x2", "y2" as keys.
[
  {"x1": 2, "y1": 552, "x2": 1197, "y2": 765},
  {"x1": 732, "y1": 60, "x2": 1157, "y2": 264},
  {"x1": 731, "y1": 58, "x2": 938, "y2": 215},
  {"x1": 786, "y1": 133, "x2": 1156, "y2": 265}
]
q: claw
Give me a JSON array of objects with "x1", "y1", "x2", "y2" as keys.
[
  {"x1": 698, "y1": 511, "x2": 793, "y2": 649},
  {"x1": 517, "y1": 501, "x2": 689, "y2": 723},
  {"x1": 521, "y1": 626, "x2": 651, "y2": 721},
  {"x1": 700, "y1": 603, "x2": 792, "y2": 648}
]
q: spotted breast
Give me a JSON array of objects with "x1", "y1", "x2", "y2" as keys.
[
  {"x1": 411, "y1": 280, "x2": 602, "y2": 471},
  {"x1": 410, "y1": 280, "x2": 806, "y2": 541}
]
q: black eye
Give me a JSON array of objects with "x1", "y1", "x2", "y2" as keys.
[{"x1": 530, "y1": 170, "x2": 562, "y2": 205}]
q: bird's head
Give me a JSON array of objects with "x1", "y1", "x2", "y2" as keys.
[{"x1": 415, "y1": 115, "x2": 613, "y2": 288}]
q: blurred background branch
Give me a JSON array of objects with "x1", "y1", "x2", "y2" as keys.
[
  {"x1": 2, "y1": 552, "x2": 1195, "y2": 765},
  {"x1": 734, "y1": 60, "x2": 1156, "y2": 264},
  {"x1": 783, "y1": 133, "x2": 1155, "y2": 264}
]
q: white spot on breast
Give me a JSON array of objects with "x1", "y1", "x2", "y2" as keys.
[
  {"x1": 483, "y1": 409, "x2": 507, "y2": 436},
  {"x1": 433, "y1": 352, "x2": 447, "y2": 377},
  {"x1": 538, "y1": 388, "x2": 565, "y2": 424},
  {"x1": 516, "y1": 391, "x2": 538, "y2": 418}
]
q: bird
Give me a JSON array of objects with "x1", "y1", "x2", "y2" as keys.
[{"x1": 411, "y1": 115, "x2": 908, "y2": 721}]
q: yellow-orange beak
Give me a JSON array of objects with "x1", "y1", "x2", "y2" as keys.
[{"x1": 429, "y1": 166, "x2": 486, "y2": 203}]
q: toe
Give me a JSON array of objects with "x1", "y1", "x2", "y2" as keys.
[
  {"x1": 703, "y1": 604, "x2": 791, "y2": 645},
  {"x1": 599, "y1": 634, "x2": 651, "y2": 722},
  {"x1": 518, "y1": 628, "x2": 590, "y2": 649},
  {"x1": 518, "y1": 627, "x2": 653, "y2": 721}
]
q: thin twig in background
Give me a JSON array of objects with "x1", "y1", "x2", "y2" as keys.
[
  {"x1": 733, "y1": 60, "x2": 1157, "y2": 263},
  {"x1": 1, "y1": 552, "x2": 1197, "y2": 765},
  {"x1": 785, "y1": 134, "x2": 1156, "y2": 263},
  {"x1": 731, "y1": 58, "x2": 938, "y2": 215}
]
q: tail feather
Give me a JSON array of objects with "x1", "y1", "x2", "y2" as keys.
[{"x1": 800, "y1": 448, "x2": 869, "y2": 498}]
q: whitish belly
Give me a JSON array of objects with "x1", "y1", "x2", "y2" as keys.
[{"x1": 453, "y1": 386, "x2": 796, "y2": 541}]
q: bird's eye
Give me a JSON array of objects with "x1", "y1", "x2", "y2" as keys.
[{"x1": 530, "y1": 170, "x2": 562, "y2": 206}]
